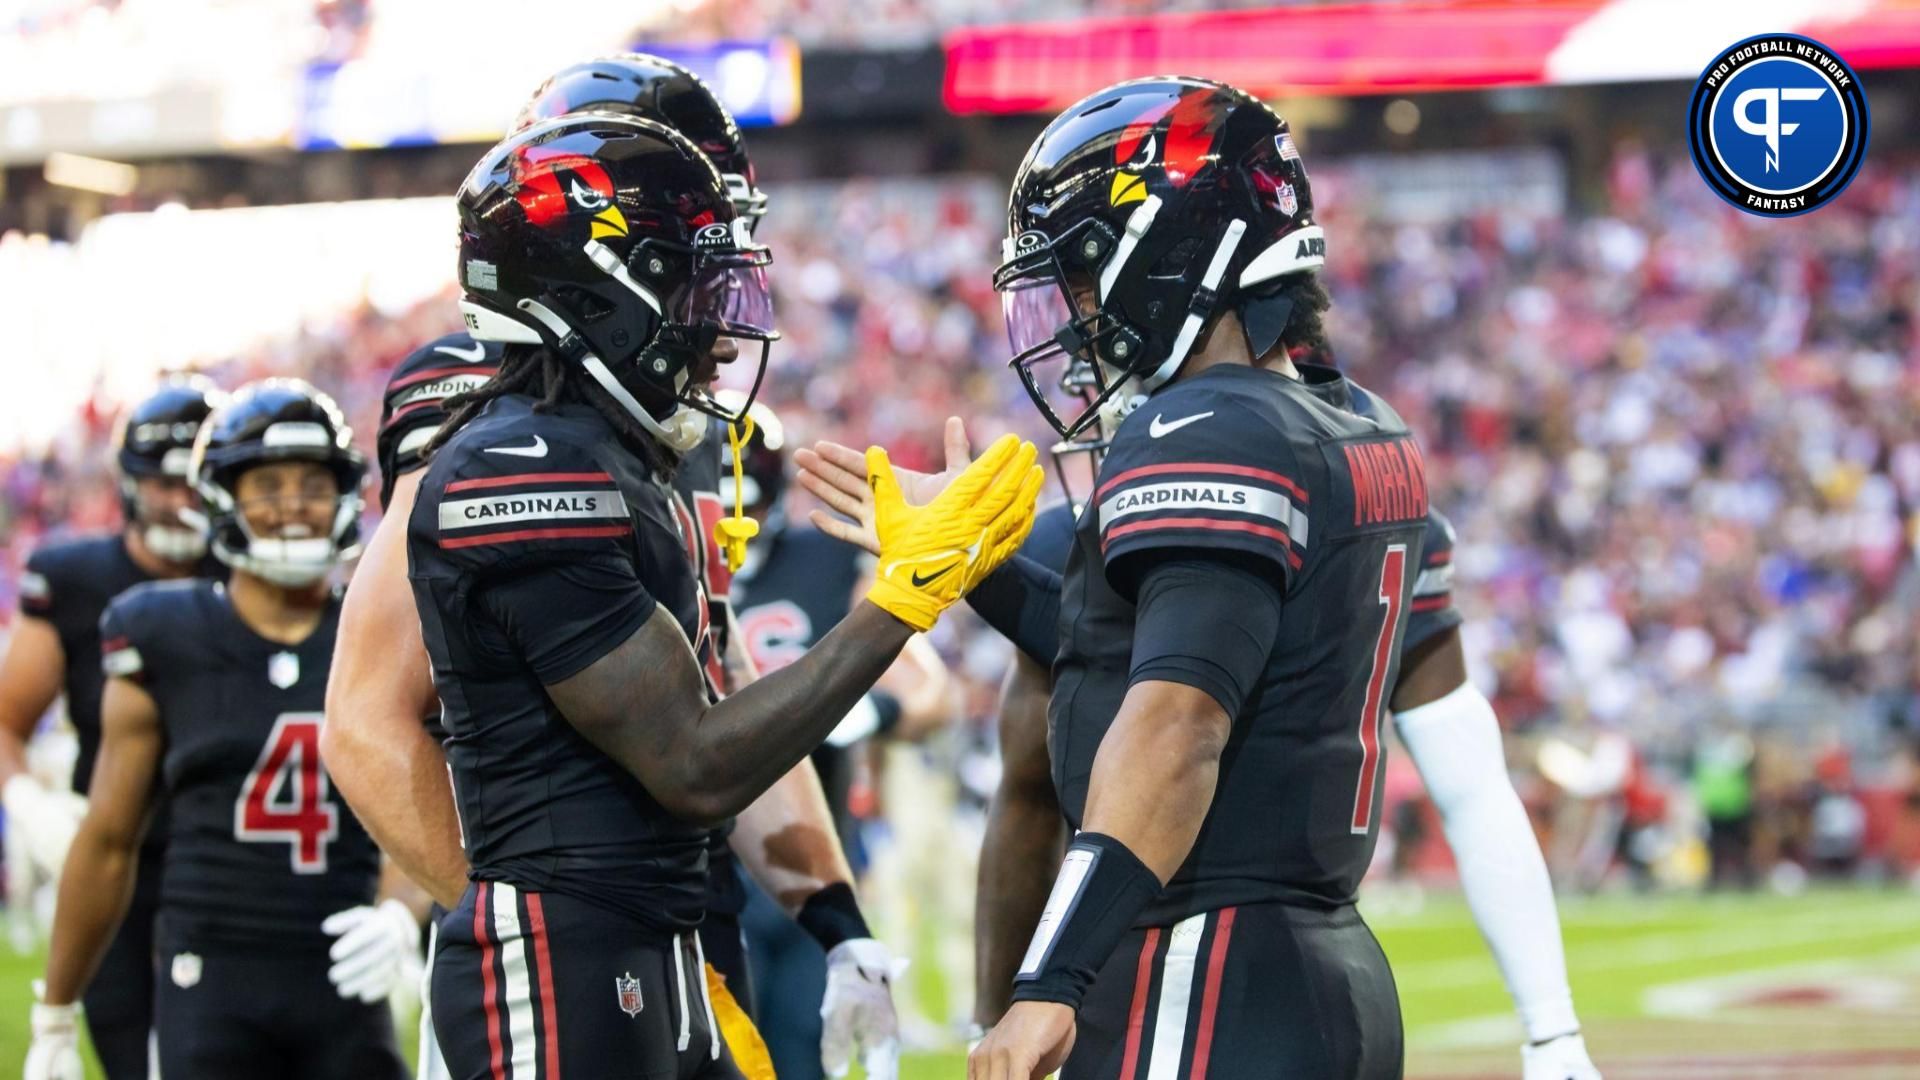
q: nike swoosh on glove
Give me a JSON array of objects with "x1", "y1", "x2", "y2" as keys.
[
  {"x1": 1523, "y1": 1032, "x2": 1602, "y2": 1080},
  {"x1": 821, "y1": 938, "x2": 908, "y2": 1080},
  {"x1": 866, "y1": 434, "x2": 1043, "y2": 631},
  {"x1": 24, "y1": 985, "x2": 83, "y2": 1080},
  {"x1": 322, "y1": 899, "x2": 421, "y2": 1004}
]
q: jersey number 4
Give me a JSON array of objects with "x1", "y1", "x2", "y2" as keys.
[
  {"x1": 1351, "y1": 545, "x2": 1407, "y2": 835},
  {"x1": 233, "y1": 712, "x2": 339, "y2": 874}
]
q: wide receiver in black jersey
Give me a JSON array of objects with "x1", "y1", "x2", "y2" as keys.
[
  {"x1": 28, "y1": 380, "x2": 406, "y2": 1080},
  {"x1": 0, "y1": 377, "x2": 221, "y2": 1079},
  {"x1": 323, "y1": 56, "x2": 904, "y2": 1080},
  {"x1": 408, "y1": 112, "x2": 1038, "y2": 1077}
]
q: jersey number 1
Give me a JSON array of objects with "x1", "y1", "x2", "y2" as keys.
[
  {"x1": 1350, "y1": 545, "x2": 1407, "y2": 834},
  {"x1": 234, "y1": 712, "x2": 339, "y2": 874}
]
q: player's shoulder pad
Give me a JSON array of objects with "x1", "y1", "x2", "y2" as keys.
[
  {"x1": 411, "y1": 401, "x2": 634, "y2": 573},
  {"x1": 378, "y1": 333, "x2": 503, "y2": 493},
  {"x1": 1095, "y1": 383, "x2": 1311, "y2": 576},
  {"x1": 99, "y1": 579, "x2": 212, "y2": 681},
  {"x1": 1341, "y1": 377, "x2": 1412, "y2": 436},
  {"x1": 20, "y1": 533, "x2": 113, "y2": 614},
  {"x1": 1017, "y1": 500, "x2": 1079, "y2": 574}
]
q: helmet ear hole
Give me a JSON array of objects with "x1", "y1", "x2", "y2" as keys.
[
  {"x1": 554, "y1": 286, "x2": 614, "y2": 323},
  {"x1": 1149, "y1": 237, "x2": 1203, "y2": 280}
]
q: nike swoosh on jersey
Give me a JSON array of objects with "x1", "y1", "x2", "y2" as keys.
[
  {"x1": 1149, "y1": 411, "x2": 1214, "y2": 438},
  {"x1": 435, "y1": 342, "x2": 489, "y2": 362},
  {"x1": 483, "y1": 436, "x2": 548, "y2": 458}
]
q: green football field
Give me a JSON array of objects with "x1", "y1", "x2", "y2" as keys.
[{"x1": 9, "y1": 886, "x2": 1917, "y2": 1077}]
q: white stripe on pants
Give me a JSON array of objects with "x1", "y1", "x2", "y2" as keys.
[
  {"x1": 1145, "y1": 913, "x2": 1208, "y2": 1080},
  {"x1": 490, "y1": 882, "x2": 539, "y2": 1078}
]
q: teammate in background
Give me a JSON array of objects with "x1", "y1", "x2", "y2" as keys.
[
  {"x1": 26, "y1": 380, "x2": 409, "y2": 1079},
  {"x1": 408, "y1": 113, "x2": 1037, "y2": 1075},
  {"x1": 321, "y1": 55, "x2": 907, "y2": 1079},
  {"x1": 723, "y1": 395, "x2": 958, "y2": 1080},
  {"x1": 0, "y1": 376, "x2": 222, "y2": 1079}
]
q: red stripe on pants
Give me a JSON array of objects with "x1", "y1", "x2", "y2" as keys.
[
  {"x1": 526, "y1": 892, "x2": 562, "y2": 1079},
  {"x1": 1187, "y1": 908, "x2": 1238, "y2": 1079},
  {"x1": 1118, "y1": 927, "x2": 1163, "y2": 1080},
  {"x1": 475, "y1": 883, "x2": 507, "y2": 1080}
]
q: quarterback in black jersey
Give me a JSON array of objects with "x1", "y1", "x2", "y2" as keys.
[
  {"x1": 408, "y1": 112, "x2": 1037, "y2": 1077},
  {"x1": 29, "y1": 380, "x2": 407, "y2": 1080},
  {"x1": 0, "y1": 377, "x2": 221, "y2": 1079}
]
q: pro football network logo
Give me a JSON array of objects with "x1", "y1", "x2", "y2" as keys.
[{"x1": 1687, "y1": 33, "x2": 1869, "y2": 218}]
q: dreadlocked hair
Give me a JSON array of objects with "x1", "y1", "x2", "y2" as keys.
[
  {"x1": 429, "y1": 343, "x2": 675, "y2": 476},
  {"x1": 1278, "y1": 274, "x2": 1332, "y2": 355}
]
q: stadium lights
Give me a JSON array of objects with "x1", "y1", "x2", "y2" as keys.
[{"x1": 43, "y1": 152, "x2": 138, "y2": 197}]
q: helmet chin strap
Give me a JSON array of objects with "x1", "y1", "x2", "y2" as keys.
[{"x1": 515, "y1": 298, "x2": 710, "y2": 454}]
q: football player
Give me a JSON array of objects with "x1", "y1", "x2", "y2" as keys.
[
  {"x1": 26, "y1": 380, "x2": 408, "y2": 1079},
  {"x1": 407, "y1": 112, "x2": 1037, "y2": 1077},
  {"x1": 723, "y1": 395, "x2": 958, "y2": 1080},
  {"x1": 960, "y1": 398, "x2": 1599, "y2": 1078},
  {"x1": 0, "y1": 376, "x2": 222, "y2": 1079},
  {"x1": 320, "y1": 55, "x2": 907, "y2": 1079},
  {"x1": 811, "y1": 77, "x2": 1420, "y2": 1079}
]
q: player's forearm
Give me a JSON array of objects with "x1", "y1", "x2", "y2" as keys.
[
  {"x1": 1080, "y1": 683, "x2": 1230, "y2": 882},
  {"x1": 321, "y1": 713, "x2": 467, "y2": 908},
  {"x1": 675, "y1": 602, "x2": 914, "y2": 823},
  {"x1": 41, "y1": 825, "x2": 139, "y2": 1004},
  {"x1": 974, "y1": 778, "x2": 1067, "y2": 1025},
  {"x1": 732, "y1": 758, "x2": 854, "y2": 911}
]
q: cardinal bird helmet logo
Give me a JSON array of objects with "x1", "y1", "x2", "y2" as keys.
[
  {"x1": 512, "y1": 144, "x2": 629, "y2": 240},
  {"x1": 1109, "y1": 89, "x2": 1223, "y2": 208}
]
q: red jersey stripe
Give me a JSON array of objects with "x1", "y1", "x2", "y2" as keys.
[
  {"x1": 1118, "y1": 926, "x2": 1162, "y2": 1080},
  {"x1": 438, "y1": 524, "x2": 633, "y2": 550},
  {"x1": 1095, "y1": 462, "x2": 1307, "y2": 503},
  {"x1": 1102, "y1": 516, "x2": 1303, "y2": 569},
  {"x1": 526, "y1": 892, "x2": 562, "y2": 1080},
  {"x1": 1187, "y1": 907, "x2": 1238, "y2": 1079},
  {"x1": 445, "y1": 472, "x2": 615, "y2": 494},
  {"x1": 475, "y1": 883, "x2": 507, "y2": 1080}
]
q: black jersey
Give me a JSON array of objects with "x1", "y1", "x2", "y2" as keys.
[
  {"x1": 1052, "y1": 363, "x2": 1430, "y2": 920},
  {"x1": 408, "y1": 394, "x2": 719, "y2": 933},
  {"x1": 1339, "y1": 375, "x2": 1461, "y2": 654},
  {"x1": 19, "y1": 534, "x2": 219, "y2": 798},
  {"x1": 732, "y1": 522, "x2": 870, "y2": 853},
  {"x1": 672, "y1": 424, "x2": 747, "y2": 915},
  {"x1": 375, "y1": 333, "x2": 502, "y2": 510},
  {"x1": 98, "y1": 581, "x2": 378, "y2": 945}
]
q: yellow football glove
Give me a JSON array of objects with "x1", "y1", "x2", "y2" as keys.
[{"x1": 865, "y1": 434, "x2": 1043, "y2": 631}]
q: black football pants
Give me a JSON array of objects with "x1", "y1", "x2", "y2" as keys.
[
  {"x1": 1063, "y1": 902, "x2": 1404, "y2": 1080},
  {"x1": 433, "y1": 881, "x2": 745, "y2": 1080}
]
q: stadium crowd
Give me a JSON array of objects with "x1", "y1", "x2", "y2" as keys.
[{"x1": 2, "y1": 146, "x2": 1918, "y2": 891}]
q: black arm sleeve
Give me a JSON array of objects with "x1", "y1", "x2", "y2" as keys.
[
  {"x1": 965, "y1": 553, "x2": 1063, "y2": 667},
  {"x1": 476, "y1": 556, "x2": 658, "y2": 685},
  {"x1": 1127, "y1": 556, "x2": 1283, "y2": 719}
]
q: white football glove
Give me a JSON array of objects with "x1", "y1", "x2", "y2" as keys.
[
  {"x1": 1524, "y1": 1032, "x2": 1601, "y2": 1080},
  {"x1": 23, "y1": 985, "x2": 83, "y2": 1080},
  {"x1": 4, "y1": 776, "x2": 87, "y2": 883},
  {"x1": 820, "y1": 938, "x2": 907, "y2": 1080},
  {"x1": 322, "y1": 899, "x2": 421, "y2": 1004}
]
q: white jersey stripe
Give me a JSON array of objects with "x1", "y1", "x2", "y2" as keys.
[
  {"x1": 1145, "y1": 913, "x2": 1207, "y2": 1080},
  {"x1": 490, "y1": 882, "x2": 538, "y2": 1079},
  {"x1": 673, "y1": 933, "x2": 692, "y2": 1052}
]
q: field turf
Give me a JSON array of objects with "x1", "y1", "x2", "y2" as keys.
[{"x1": 5, "y1": 887, "x2": 1914, "y2": 1077}]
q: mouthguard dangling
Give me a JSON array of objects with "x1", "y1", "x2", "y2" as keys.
[{"x1": 713, "y1": 416, "x2": 760, "y2": 572}]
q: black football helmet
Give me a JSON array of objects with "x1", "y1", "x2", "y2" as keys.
[
  {"x1": 457, "y1": 113, "x2": 776, "y2": 454},
  {"x1": 993, "y1": 76, "x2": 1325, "y2": 440},
  {"x1": 115, "y1": 375, "x2": 225, "y2": 561},
  {"x1": 515, "y1": 54, "x2": 768, "y2": 223},
  {"x1": 187, "y1": 379, "x2": 366, "y2": 586}
]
